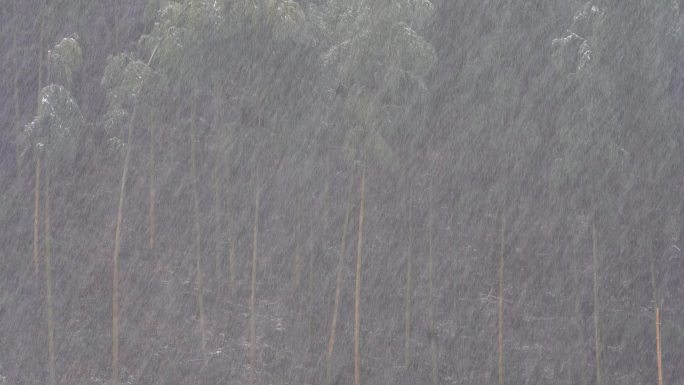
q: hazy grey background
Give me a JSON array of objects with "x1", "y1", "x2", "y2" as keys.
[{"x1": 0, "y1": 1, "x2": 683, "y2": 384}]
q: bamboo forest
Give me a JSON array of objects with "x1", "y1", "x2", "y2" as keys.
[{"x1": 0, "y1": 1, "x2": 682, "y2": 384}]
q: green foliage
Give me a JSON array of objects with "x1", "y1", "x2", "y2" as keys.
[
  {"x1": 22, "y1": 85, "x2": 84, "y2": 165},
  {"x1": 102, "y1": 53, "x2": 155, "y2": 108},
  {"x1": 322, "y1": 0, "x2": 436, "y2": 167}
]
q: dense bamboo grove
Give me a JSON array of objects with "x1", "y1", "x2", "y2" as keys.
[{"x1": 0, "y1": 1, "x2": 683, "y2": 385}]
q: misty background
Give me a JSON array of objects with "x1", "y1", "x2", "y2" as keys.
[{"x1": 0, "y1": 1, "x2": 683, "y2": 384}]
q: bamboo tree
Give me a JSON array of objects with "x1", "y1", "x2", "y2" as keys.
[
  {"x1": 404, "y1": 190, "x2": 414, "y2": 370},
  {"x1": 190, "y1": 97, "x2": 208, "y2": 366},
  {"x1": 249, "y1": 167, "x2": 260, "y2": 385},
  {"x1": 592, "y1": 222, "x2": 602, "y2": 385},
  {"x1": 498, "y1": 213, "x2": 506, "y2": 385},
  {"x1": 326, "y1": 171, "x2": 355, "y2": 383},
  {"x1": 354, "y1": 166, "x2": 366, "y2": 385},
  {"x1": 427, "y1": 198, "x2": 437, "y2": 385},
  {"x1": 44, "y1": 170, "x2": 55, "y2": 385}
]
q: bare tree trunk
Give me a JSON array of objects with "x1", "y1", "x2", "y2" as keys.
[
  {"x1": 190, "y1": 99, "x2": 208, "y2": 366},
  {"x1": 37, "y1": 3, "x2": 45, "y2": 94},
  {"x1": 112, "y1": 0, "x2": 119, "y2": 52},
  {"x1": 249, "y1": 168, "x2": 260, "y2": 385},
  {"x1": 656, "y1": 307, "x2": 663, "y2": 385},
  {"x1": 44, "y1": 170, "x2": 56, "y2": 385},
  {"x1": 428, "y1": 203, "x2": 437, "y2": 385},
  {"x1": 572, "y1": 237, "x2": 586, "y2": 385},
  {"x1": 293, "y1": 228, "x2": 301, "y2": 292},
  {"x1": 404, "y1": 193, "x2": 413, "y2": 371},
  {"x1": 326, "y1": 172, "x2": 354, "y2": 383},
  {"x1": 307, "y1": 230, "x2": 315, "y2": 356},
  {"x1": 498, "y1": 213, "x2": 506, "y2": 385},
  {"x1": 592, "y1": 222, "x2": 602, "y2": 385},
  {"x1": 228, "y1": 228, "x2": 235, "y2": 297},
  {"x1": 112, "y1": 110, "x2": 135, "y2": 385},
  {"x1": 148, "y1": 124, "x2": 156, "y2": 253},
  {"x1": 354, "y1": 167, "x2": 366, "y2": 385},
  {"x1": 33, "y1": 157, "x2": 41, "y2": 273},
  {"x1": 651, "y1": 245, "x2": 664, "y2": 385},
  {"x1": 13, "y1": 9, "x2": 22, "y2": 174},
  {"x1": 212, "y1": 83, "x2": 223, "y2": 292}
]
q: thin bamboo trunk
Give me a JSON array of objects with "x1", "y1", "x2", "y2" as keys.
[
  {"x1": 212, "y1": 85, "x2": 223, "y2": 291},
  {"x1": 13, "y1": 12, "x2": 20, "y2": 123},
  {"x1": 13, "y1": 27, "x2": 22, "y2": 174},
  {"x1": 13, "y1": 7, "x2": 21, "y2": 170},
  {"x1": 651, "y1": 246, "x2": 663, "y2": 385},
  {"x1": 213, "y1": 150, "x2": 221, "y2": 289},
  {"x1": 498, "y1": 214, "x2": 506, "y2": 385},
  {"x1": 112, "y1": 0, "x2": 119, "y2": 52},
  {"x1": 572, "y1": 239, "x2": 586, "y2": 385},
  {"x1": 44, "y1": 170, "x2": 56, "y2": 385},
  {"x1": 225, "y1": 151, "x2": 235, "y2": 296},
  {"x1": 656, "y1": 306, "x2": 663, "y2": 385},
  {"x1": 228, "y1": 232, "x2": 235, "y2": 297},
  {"x1": 404, "y1": 196, "x2": 413, "y2": 370},
  {"x1": 38, "y1": 4, "x2": 45, "y2": 94},
  {"x1": 428, "y1": 204, "x2": 437, "y2": 385},
  {"x1": 33, "y1": 157, "x2": 41, "y2": 273},
  {"x1": 293, "y1": 232, "x2": 301, "y2": 291},
  {"x1": 293, "y1": 197, "x2": 302, "y2": 292},
  {"x1": 307, "y1": 231, "x2": 315, "y2": 356},
  {"x1": 354, "y1": 167, "x2": 366, "y2": 385},
  {"x1": 190, "y1": 100, "x2": 208, "y2": 366},
  {"x1": 592, "y1": 222, "x2": 602, "y2": 385},
  {"x1": 249, "y1": 170, "x2": 260, "y2": 385},
  {"x1": 148, "y1": 124, "x2": 156, "y2": 252},
  {"x1": 326, "y1": 173, "x2": 355, "y2": 383},
  {"x1": 112, "y1": 110, "x2": 135, "y2": 385}
]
